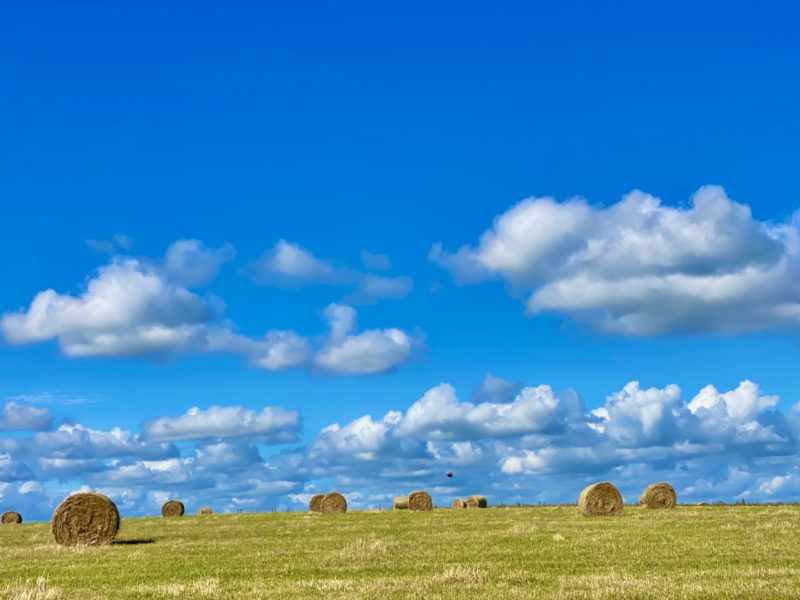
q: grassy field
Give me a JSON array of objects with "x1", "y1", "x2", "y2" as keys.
[{"x1": 1, "y1": 505, "x2": 799, "y2": 599}]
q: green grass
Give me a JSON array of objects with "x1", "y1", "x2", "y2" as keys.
[{"x1": 1, "y1": 506, "x2": 799, "y2": 599}]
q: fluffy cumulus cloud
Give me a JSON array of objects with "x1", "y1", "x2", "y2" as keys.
[
  {"x1": 31, "y1": 423, "x2": 176, "y2": 459},
  {"x1": 395, "y1": 383, "x2": 583, "y2": 440},
  {"x1": 432, "y1": 186, "x2": 800, "y2": 335},
  {"x1": 1, "y1": 241, "x2": 417, "y2": 376},
  {"x1": 162, "y1": 239, "x2": 236, "y2": 286},
  {"x1": 0, "y1": 250, "x2": 220, "y2": 357},
  {"x1": 206, "y1": 329, "x2": 312, "y2": 372},
  {"x1": 142, "y1": 405, "x2": 301, "y2": 443},
  {"x1": 208, "y1": 303, "x2": 416, "y2": 375},
  {"x1": 247, "y1": 240, "x2": 413, "y2": 304},
  {"x1": 312, "y1": 304, "x2": 414, "y2": 375},
  {"x1": 0, "y1": 401, "x2": 52, "y2": 431}
]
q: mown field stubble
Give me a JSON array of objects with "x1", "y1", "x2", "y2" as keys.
[{"x1": 1, "y1": 505, "x2": 799, "y2": 599}]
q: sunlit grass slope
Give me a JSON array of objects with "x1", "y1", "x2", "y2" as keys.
[{"x1": 1, "y1": 506, "x2": 799, "y2": 599}]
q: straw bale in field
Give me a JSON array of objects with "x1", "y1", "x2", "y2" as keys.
[
  {"x1": 161, "y1": 500, "x2": 185, "y2": 517},
  {"x1": 639, "y1": 482, "x2": 677, "y2": 509},
  {"x1": 51, "y1": 493, "x2": 119, "y2": 546},
  {"x1": 466, "y1": 495, "x2": 488, "y2": 508},
  {"x1": 578, "y1": 482, "x2": 623, "y2": 516},
  {"x1": 309, "y1": 494, "x2": 324, "y2": 512},
  {"x1": 408, "y1": 490, "x2": 433, "y2": 512},
  {"x1": 321, "y1": 492, "x2": 347, "y2": 514},
  {"x1": 1, "y1": 511, "x2": 22, "y2": 524}
]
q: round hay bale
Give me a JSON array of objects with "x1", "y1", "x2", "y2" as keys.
[
  {"x1": 197, "y1": 507, "x2": 213, "y2": 515},
  {"x1": 407, "y1": 490, "x2": 433, "y2": 512},
  {"x1": 466, "y1": 495, "x2": 488, "y2": 508},
  {"x1": 452, "y1": 498, "x2": 467, "y2": 509},
  {"x1": 309, "y1": 494, "x2": 324, "y2": 512},
  {"x1": 1, "y1": 511, "x2": 22, "y2": 524},
  {"x1": 578, "y1": 482, "x2": 623, "y2": 517},
  {"x1": 161, "y1": 500, "x2": 185, "y2": 517},
  {"x1": 51, "y1": 493, "x2": 119, "y2": 546},
  {"x1": 393, "y1": 496, "x2": 409, "y2": 510},
  {"x1": 639, "y1": 482, "x2": 677, "y2": 509},
  {"x1": 321, "y1": 492, "x2": 347, "y2": 514}
]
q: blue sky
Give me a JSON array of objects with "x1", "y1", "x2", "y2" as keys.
[{"x1": 2, "y1": 1, "x2": 800, "y2": 520}]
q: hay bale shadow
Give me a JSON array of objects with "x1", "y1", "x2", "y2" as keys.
[{"x1": 112, "y1": 538, "x2": 155, "y2": 545}]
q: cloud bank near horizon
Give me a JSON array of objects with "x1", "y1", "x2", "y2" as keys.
[{"x1": 2, "y1": 376, "x2": 798, "y2": 521}]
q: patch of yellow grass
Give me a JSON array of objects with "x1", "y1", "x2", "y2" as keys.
[
  {"x1": 338, "y1": 536, "x2": 397, "y2": 560},
  {"x1": 432, "y1": 565, "x2": 489, "y2": 586},
  {"x1": 3, "y1": 577, "x2": 64, "y2": 600},
  {"x1": 507, "y1": 522, "x2": 539, "y2": 535},
  {"x1": 131, "y1": 578, "x2": 220, "y2": 597}
]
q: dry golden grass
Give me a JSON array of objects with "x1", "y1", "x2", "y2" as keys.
[{"x1": 0, "y1": 506, "x2": 798, "y2": 598}]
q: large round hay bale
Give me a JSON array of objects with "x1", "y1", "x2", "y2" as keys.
[
  {"x1": 452, "y1": 498, "x2": 467, "y2": 509},
  {"x1": 51, "y1": 493, "x2": 119, "y2": 546},
  {"x1": 1, "y1": 511, "x2": 22, "y2": 524},
  {"x1": 407, "y1": 490, "x2": 433, "y2": 512},
  {"x1": 161, "y1": 500, "x2": 185, "y2": 517},
  {"x1": 393, "y1": 496, "x2": 409, "y2": 510},
  {"x1": 639, "y1": 482, "x2": 677, "y2": 509},
  {"x1": 309, "y1": 494, "x2": 324, "y2": 512},
  {"x1": 578, "y1": 482, "x2": 623, "y2": 516},
  {"x1": 321, "y1": 492, "x2": 347, "y2": 514},
  {"x1": 466, "y1": 495, "x2": 488, "y2": 508},
  {"x1": 197, "y1": 507, "x2": 213, "y2": 515}
]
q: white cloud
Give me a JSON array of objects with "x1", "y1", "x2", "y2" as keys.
[
  {"x1": 592, "y1": 382, "x2": 686, "y2": 446},
  {"x1": 310, "y1": 415, "x2": 392, "y2": 461},
  {"x1": 685, "y1": 380, "x2": 787, "y2": 445},
  {"x1": 361, "y1": 250, "x2": 391, "y2": 271},
  {"x1": 500, "y1": 446, "x2": 612, "y2": 475},
  {"x1": 142, "y1": 405, "x2": 301, "y2": 443},
  {"x1": 32, "y1": 423, "x2": 177, "y2": 460},
  {"x1": 688, "y1": 380, "x2": 779, "y2": 420},
  {"x1": 0, "y1": 453, "x2": 34, "y2": 480},
  {"x1": 194, "y1": 442, "x2": 263, "y2": 471},
  {"x1": 247, "y1": 240, "x2": 348, "y2": 286},
  {"x1": 0, "y1": 401, "x2": 52, "y2": 431},
  {"x1": 1, "y1": 258, "x2": 214, "y2": 357},
  {"x1": 206, "y1": 329, "x2": 311, "y2": 371},
  {"x1": 5, "y1": 392, "x2": 93, "y2": 406},
  {"x1": 248, "y1": 240, "x2": 413, "y2": 304},
  {"x1": 163, "y1": 239, "x2": 235, "y2": 286},
  {"x1": 395, "y1": 383, "x2": 582, "y2": 440},
  {"x1": 470, "y1": 373, "x2": 521, "y2": 404},
  {"x1": 432, "y1": 186, "x2": 800, "y2": 335},
  {"x1": 345, "y1": 275, "x2": 414, "y2": 305},
  {"x1": 758, "y1": 474, "x2": 791, "y2": 495},
  {"x1": 85, "y1": 233, "x2": 132, "y2": 255},
  {"x1": 98, "y1": 459, "x2": 193, "y2": 486},
  {"x1": 313, "y1": 304, "x2": 413, "y2": 375},
  {"x1": 207, "y1": 303, "x2": 415, "y2": 375},
  {"x1": 1, "y1": 243, "x2": 416, "y2": 377},
  {"x1": 37, "y1": 457, "x2": 106, "y2": 478}
]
